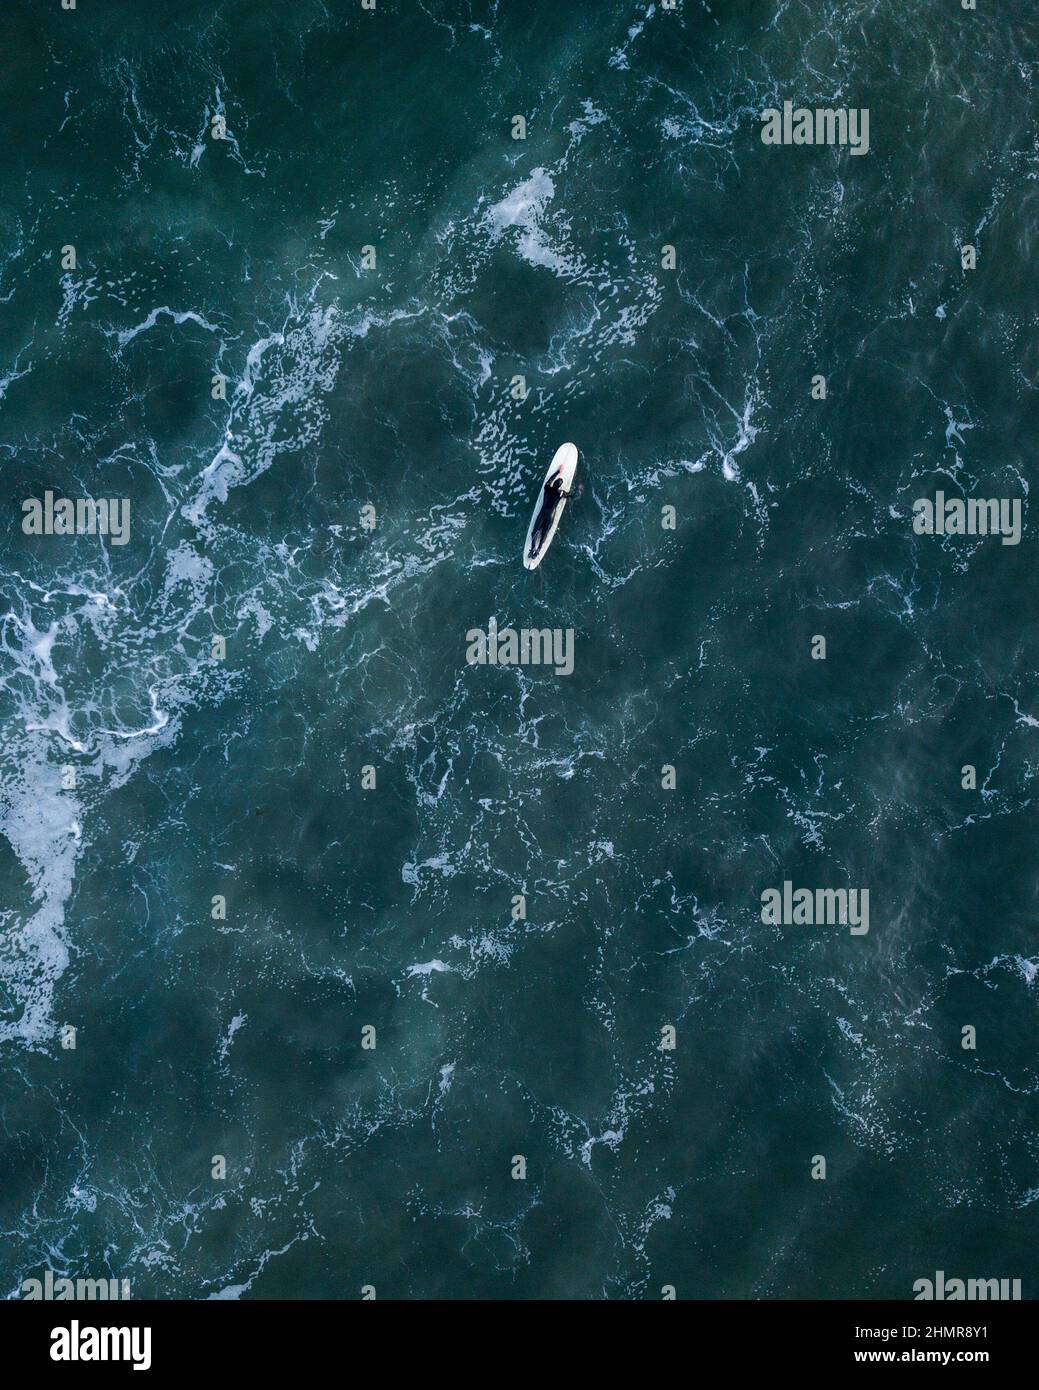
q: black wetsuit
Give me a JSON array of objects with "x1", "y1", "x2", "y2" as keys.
[{"x1": 529, "y1": 475, "x2": 572, "y2": 558}]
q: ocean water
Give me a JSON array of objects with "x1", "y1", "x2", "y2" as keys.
[{"x1": 1, "y1": 0, "x2": 1038, "y2": 1300}]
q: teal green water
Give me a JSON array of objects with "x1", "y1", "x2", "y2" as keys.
[{"x1": 1, "y1": 0, "x2": 1038, "y2": 1299}]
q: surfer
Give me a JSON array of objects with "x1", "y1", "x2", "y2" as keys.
[{"x1": 528, "y1": 471, "x2": 575, "y2": 561}]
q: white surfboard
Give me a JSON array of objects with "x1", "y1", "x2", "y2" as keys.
[{"x1": 522, "y1": 443, "x2": 579, "y2": 570}]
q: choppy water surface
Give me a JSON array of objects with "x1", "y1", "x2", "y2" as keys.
[{"x1": 1, "y1": 1, "x2": 1038, "y2": 1298}]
